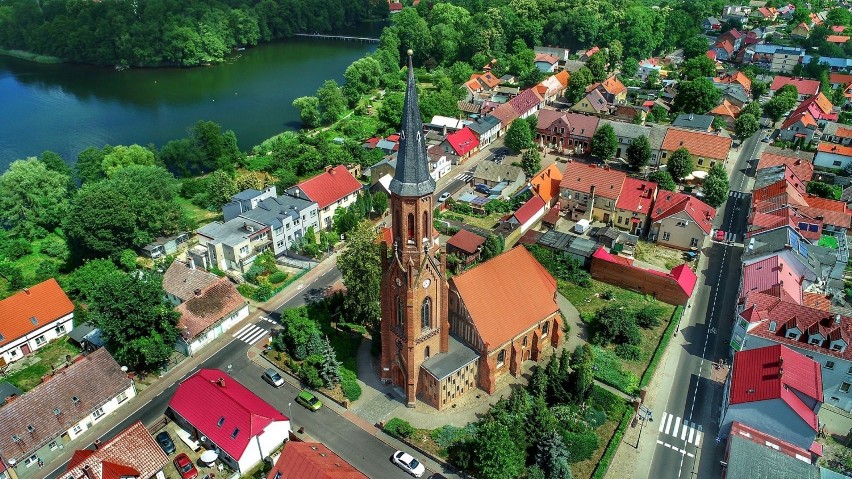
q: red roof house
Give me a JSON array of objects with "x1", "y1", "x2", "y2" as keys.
[
  {"x1": 0, "y1": 278, "x2": 75, "y2": 365},
  {"x1": 168, "y1": 369, "x2": 289, "y2": 473},
  {"x1": 442, "y1": 127, "x2": 480, "y2": 159},
  {"x1": 530, "y1": 164, "x2": 563, "y2": 206},
  {"x1": 508, "y1": 88, "x2": 543, "y2": 118},
  {"x1": 769, "y1": 77, "x2": 821, "y2": 99},
  {"x1": 65, "y1": 421, "x2": 169, "y2": 479},
  {"x1": 508, "y1": 196, "x2": 547, "y2": 233},
  {"x1": 267, "y1": 442, "x2": 367, "y2": 479},
  {"x1": 721, "y1": 345, "x2": 823, "y2": 451},
  {"x1": 590, "y1": 247, "x2": 697, "y2": 305},
  {"x1": 446, "y1": 229, "x2": 486, "y2": 266},
  {"x1": 650, "y1": 190, "x2": 716, "y2": 250},
  {"x1": 740, "y1": 255, "x2": 804, "y2": 304},
  {"x1": 757, "y1": 152, "x2": 814, "y2": 182},
  {"x1": 289, "y1": 165, "x2": 361, "y2": 210}
]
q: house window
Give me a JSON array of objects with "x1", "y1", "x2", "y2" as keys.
[
  {"x1": 407, "y1": 213, "x2": 415, "y2": 241},
  {"x1": 574, "y1": 192, "x2": 580, "y2": 200},
  {"x1": 662, "y1": 232, "x2": 671, "y2": 241},
  {"x1": 34, "y1": 335, "x2": 46, "y2": 346},
  {"x1": 496, "y1": 349, "x2": 506, "y2": 367},
  {"x1": 93, "y1": 407, "x2": 105, "y2": 419},
  {"x1": 72, "y1": 424, "x2": 82, "y2": 434},
  {"x1": 810, "y1": 337, "x2": 822, "y2": 345},
  {"x1": 846, "y1": 366, "x2": 852, "y2": 375},
  {"x1": 842, "y1": 382, "x2": 851, "y2": 393},
  {"x1": 48, "y1": 440, "x2": 58, "y2": 450},
  {"x1": 24, "y1": 455, "x2": 38, "y2": 467},
  {"x1": 835, "y1": 161, "x2": 843, "y2": 167},
  {"x1": 826, "y1": 360, "x2": 836, "y2": 370},
  {"x1": 697, "y1": 158, "x2": 704, "y2": 166},
  {"x1": 421, "y1": 297, "x2": 432, "y2": 330},
  {"x1": 690, "y1": 238, "x2": 699, "y2": 247},
  {"x1": 117, "y1": 391, "x2": 128, "y2": 404},
  {"x1": 522, "y1": 336, "x2": 528, "y2": 347},
  {"x1": 542, "y1": 321, "x2": 550, "y2": 337},
  {"x1": 396, "y1": 296, "x2": 403, "y2": 327},
  {"x1": 738, "y1": 319, "x2": 747, "y2": 329},
  {"x1": 55, "y1": 324, "x2": 66, "y2": 335},
  {"x1": 239, "y1": 245, "x2": 249, "y2": 255},
  {"x1": 425, "y1": 346, "x2": 430, "y2": 359}
]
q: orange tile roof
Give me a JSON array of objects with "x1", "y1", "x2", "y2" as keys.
[
  {"x1": 450, "y1": 246, "x2": 558, "y2": 350},
  {"x1": 176, "y1": 278, "x2": 247, "y2": 340},
  {"x1": 475, "y1": 72, "x2": 501, "y2": 89},
  {"x1": 0, "y1": 278, "x2": 73, "y2": 348},
  {"x1": 827, "y1": 35, "x2": 850, "y2": 44},
  {"x1": 818, "y1": 143, "x2": 852, "y2": 157},
  {"x1": 559, "y1": 162, "x2": 627, "y2": 200},
  {"x1": 534, "y1": 53, "x2": 559, "y2": 65},
  {"x1": 490, "y1": 102, "x2": 519, "y2": 126},
  {"x1": 661, "y1": 128, "x2": 732, "y2": 161},
  {"x1": 464, "y1": 78, "x2": 482, "y2": 92},
  {"x1": 837, "y1": 127, "x2": 852, "y2": 138},
  {"x1": 65, "y1": 421, "x2": 169, "y2": 479},
  {"x1": 446, "y1": 229, "x2": 486, "y2": 254},
  {"x1": 709, "y1": 99, "x2": 741, "y2": 118},
  {"x1": 268, "y1": 442, "x2": 367, "y2": 479},
  {"x1": 803, "y1": 292, "x2": 831, "y2": 312},
  {"x1": 757, "y1": 152, "x2": 814, "y2": 182},
  {"x1": 600, "y1": 76, "x2": 626, "y2": 96},
  {"x1": 830, "y1": 73, "x2": 852, "y2": 85},
  {"x1": 651, "y1": 190, "x2": 716, "y2": 234},
  {"x1": 553, "y1": 70, "x2": 570, "y2": 87},
  {"x1": 714, "y1": 71, "x2": 752, "y2": 92},
  {"x1": 770, "y1": 77, "x2": 821, "y2": 96},
  {"x1": 781, "y1": 111, "x2": 816, "y2": 130},
  {"x1": 616, "y1": 177, "x2": 656, "y2": 214},
  {"x1": 530, "y1": 164, "x2": 563, "y2": 204}
]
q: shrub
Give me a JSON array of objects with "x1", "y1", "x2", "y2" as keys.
[
  {"x1": 4, "y1": 238, "x2": 31, "y2": 260},
  {"x1": 600, "y1": 290, "x2": 614, "y2": 300},
  {"x1": 635, "y1": 305, "x2": 662, "y2": 328},
  {"x1": 384, "y1": 418, "x2": 414, "y2": 439},
  {"x1": 562, "y1": 429, "x2": 599, "y2": 463},
  {"x1": 593, "y1": 304, "x2": 641, "y2": 346},
  {"x1": 615, "y1": 344, "x2": 642, "y2": 360},
  {"x1": 244, "y1": 262, "x2": 266, "y2": 284},
  {"x1": 431, "y1": 425, "x2": 472, "y2": 448},
  {"x1": 39, "y1": 235, "x2": 68, "y2": 260},
  {"x1": 640, "y1": 306, "x2": 682, "y2": 389},
  {"x1": 269, "y1": 271, "x2": 287, "y2": 284},
  {"x1": 591, "y1": 409, "x2": 633, "y2": 479},
  {"x1": 237, "y1": 283, "x2": 257, "y2": 298},
  {"x1": 591, "y1": 346, "x2": 640, "y2": 395},
  {"x1": 589, "y1": 385, "x2": 629, "y2": 420},
  {"x1": 340, "y1": 368, "x2": 361, "y2": 401},
  {"x1": 584, "y1": 407, "x2": 608, "y2": 429},
  {"x1": 253, "y1": 282, "x2": 274, "y2": 301},
  {"x1": 300, "y1": 355, "x2": 324, "y2": 389}
]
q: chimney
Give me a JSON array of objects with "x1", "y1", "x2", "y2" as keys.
[
  {"x1": 836, "y1": 314, "x2": 842, "y2": 325},
  {"x1": 217, "y1": 377, "x2": 226, "y2": 387},
  {"x1": 23, "y1": 288, "x2": 29, "y2": 295},
  {"x1": 778, "y1": 367, "x2": 784, "y2": 378},
  {"x1": 779, "y1": 356, "x2": 784, "y2": 366},
  {"x1": 83, "y1": 465, "x2": 95, "y2": 479},
  {"x1": 5, "y1": 395, "x2": 17, "y2": 404},
  {"x1": 94, "y1": 439, "x2": 101, "y2": 450},
  {"x1": 194, "y1": 289, "x2": 202, "y2": 297},
  {"x1": 326, "y1": 165, "x2": 334, "y2": 173}
]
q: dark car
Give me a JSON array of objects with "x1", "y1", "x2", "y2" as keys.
[
  {"x1": 474, "y1": 183, "x2": 491, "y2": 194},
  {"x1": 155, "y1": 431, "x2": 176, "y2": 455},
  {"x1": 173, "y1": 453, "x2": 198, "y2": 479}
]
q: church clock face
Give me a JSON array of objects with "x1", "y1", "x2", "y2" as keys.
[{"x1": 422, "y1": 278, "x2": 431, "y2": 289}]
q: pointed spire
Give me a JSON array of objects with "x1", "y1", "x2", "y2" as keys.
[{"x1": 390, "y1": 49, "x2": 436, "y2": 197}]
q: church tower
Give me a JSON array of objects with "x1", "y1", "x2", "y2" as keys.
[{"x1": 380, "y1": 51, "x2": 449, "y2": 408}]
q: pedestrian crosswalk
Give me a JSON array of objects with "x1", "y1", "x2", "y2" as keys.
[
  {"x1": 713, "y1": 229, "x2": 740, "y2": 244},
  {"x1": 454, "y1": 172, "x2": 473, "y2": 183},
  {"x1": 656, "y1": 411, "x2": 702, "y2": 457},
  {"x1": 728, "y1": 190, "x2": 748, "y2": 199},
  {"x1": 233, "y1": 323, "x2": 269, "y2": 345},
  {"x1": 258, "y1": 315, "x2": 276, "y2": 325}
]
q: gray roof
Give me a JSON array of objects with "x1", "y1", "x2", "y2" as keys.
[
  {"x1": 716, "y1": 83, "x2": 750, "y2": 104},
  {"x1": 241, "y1": 195, "x2": 316, "y2": 229},
  {"x1": 197, "y1": 217, "x2": 265, "y2": 248},
  {"x1": 67, "y1": 322, "x2": 97, "y2": 343},
  {"x1": 467, "y1": 115, "x2": 501, "y2": 136},
  {"x1": 232, "y1": 189, "x2": 262, "y2": 201},
  {"x1": 648, "y1": 124, "x2": 669, "y2": 151},
  {"x1": 822, "y1": 122, "x2": 844, "y2": 137},
  {"x1": 563, "y1": 60, "x2": 586, "y2": 73},
  {"x1": 599, "y1": 119, "x2": 651, "y2": 140},
  {"x1": 725, "y1": 436, "x2": 819, "y2": 479},
  {"x1": 706, "y1": 16, "x2": 720, "y2": 24},
  {"x1": 537, "y1": 229, "x2": 600, "y2": 257},
  {"x1": 472, "y1": 161, "x2": 524, "y2": 183},
  {"x1": 0, "y1": 382, "x2": 22, "y2": 401},
  {"x1": 672, "y1": 114, "x2": 715, "y2": 130},
  {"x1": 163, "y1": 260, "x2": 220, "y2": 302},
  {"x1": 754, "y1": 165, "x2": 789, "y2": 189},
  {"x1": 421, "y1": 335, "x2": 480, "y2": 381},
  {"x1": 390, "y1": 54, "x2": 436, "y2": 197}
]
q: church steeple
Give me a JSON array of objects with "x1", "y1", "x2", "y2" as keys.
[{"x1": 389, "y1": 50, "x2": 435, "y2": 197}]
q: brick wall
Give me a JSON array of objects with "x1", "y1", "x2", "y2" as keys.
[{"x1": 590, "y1": 256, "x2": 689, "y2": 305}]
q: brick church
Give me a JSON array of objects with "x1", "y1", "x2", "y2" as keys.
[{"x1": 379, "y1": 52, "x2": 564, "y2": 410}]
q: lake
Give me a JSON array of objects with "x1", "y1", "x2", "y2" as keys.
[{"x1": 0, "y1": 36, "x2": 379, "y2": 170}]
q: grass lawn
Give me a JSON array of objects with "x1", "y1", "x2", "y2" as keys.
[
  {"x1": 633, "y1": 240, "x2": 686, "y2": 271},
  {"x1": 558, "y1": 278, "x2": 676, "y2": 379},
  {"x1": 5, "y1": 338, "x2": 81, "y2": 392},
  {"x1": 573, "y1": 420, "x2": 619, "y2": 479},
  {"x1": 176, "y1": 196, "x2": 220, "y2": 228},
  {"x1": 442, "y1": 211, "x2": 505, "y2": 230},
  {"x1": 819, "y1": 235, "x2": 839, "y2": 249}
]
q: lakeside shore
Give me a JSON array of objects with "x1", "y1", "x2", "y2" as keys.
[{"x1": 0, "y1": 48, "x2": 63, "y2": 64}]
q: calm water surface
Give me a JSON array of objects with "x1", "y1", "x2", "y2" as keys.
[{"x1": 0, "y1": 38, "x2": 378, "y2": 169}]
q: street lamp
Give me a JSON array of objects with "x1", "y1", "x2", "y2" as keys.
[{"x1": 288, "y1": 402, "x2": 292, "y2": 431}]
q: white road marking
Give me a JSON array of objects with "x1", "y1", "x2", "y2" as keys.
[
  {"x1": 659, "y1": 412, "x2": 667, "y2": 433},
  {"x1": 233, "y1": 324, "x2": 269, "y2": 345},
  {"x1": 695, "y1": 430, "x2": 703, "y2": 448},
  {"x1": 688, "y1": 425, "x2": 695, "y2": 444},
  {"x1": 665, "y1": 414, "x2": 673, "y2": 435},
  {"x1": 681, "y1": 422, "x2": 689, "y2": 441},
  {"x1": 672, "y1": 417, "x2": 681, "y2": 437}
]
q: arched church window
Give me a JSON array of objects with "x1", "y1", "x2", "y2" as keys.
[{"x1": 421, "y1": 297, "x2": 432, "y2": 330}]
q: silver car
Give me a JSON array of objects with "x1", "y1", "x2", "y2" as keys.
[{"x1": 262, "y1": 368, "x2": 285, "y2": 387}]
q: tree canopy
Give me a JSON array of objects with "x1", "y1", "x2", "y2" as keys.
[
  {"x1": 627, "y1": 135, "x2": 652, "y2": 170},
  {"x1": 0, "y1": 158, "x2": 72, "y2": 240},
  {"x1": 337, "y1": 220, "x2": 381, "y2": 331},
  {"x1": 591, "y1": 123, "x2": 618, "y2": 162},
  {"x1": 703, "y1": 163, "x2": 729, "y2": 208},
  {"x1": 667, "y1": 148, "x2": 695, "y2": 182},
  {"x1": 672, "y1": 78, "x2": 721, "y2": 114}
]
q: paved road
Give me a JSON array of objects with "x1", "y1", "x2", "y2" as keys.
[
  {"x1": 645, "y1": 131, "x2": 762, "y2": 479},
  {"x1": 435, "y1": 141, "x2": 507, "y2": 200}
]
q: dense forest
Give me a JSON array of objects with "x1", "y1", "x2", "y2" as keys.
[{"x1": 0, "y1": 0, "x2": 388, "y2": 66}]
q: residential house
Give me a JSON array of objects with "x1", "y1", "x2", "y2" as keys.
[
  {"x1": 508, "y1": 88, "x2": 544, "y2": 120},
  {"x1": 530, "y1": 164, "x2": 563, "y2": 208},
  {"x1": 722, "y1": 6, "x2": 752, "y2": 24},
  {"x1": 792, "y1": 22, "x2": 811, "y2": 38},
  {"x1": 778, "y1": 111, "x2": 818, "y2": 144},
  {"x1": 0, "y1": 348, "x2": 136, "y2": 469},
  {"x1": 777, "y1": 3, "x2": 796, "y2": 19},
  {"x1": 814, "y1": 143, "x2": 852, "y2": 170},
  {"x1": 239, "y1": 194, "x2": 320, "y2": 256},
  {"x1": 829, "y1": 73, "x2": 852, "y2": 104},
  {"x1": 637, "y1": 58, "x2": 666, "y2": 83},
  {"x1": 716, "y1": 40, "x2": 736, "y2": 62},
  {"x1": 757, "y1": 148, "x2": 815, "y2": 181},
  {"x1": 588, "y1": 76, "x2": 627, "y2": 105},
  {"x1": 562, "y1": 60, "x2": 586, "y2": 73},
  {"x1": 751, "y1": 6, "x2": 779, "y2": 21},
  {"x1": 827, "y1": 35, "x2": 850, "y2": 45},
  {"x1": 724, "y1": 430, "x2": 827, "y2": 479},
  {"x1": 141, "y1": 232, "x2": 191, "y2": 259},
  {"x1": 534, "y1": 53, "x2": 559, "y2": 73},
  {"x1": 649, "y1": 190, "x2": 717, "y2": 250},
  {"x1": 660, "y1": 128, "x2": 733, "y2": 171},
  {"x1": 534, "y1": 46, "x2": 570, "y2": 65},
  {"x1": 448, "y1": 246, "x2": 563, "y2": 397},
  {"x1": 590, "y1": 247, "x2": 697, "y2": 305},
  {"x1": 648, "y1": 124, "x2": 670, "y2": 165},
  {"x1": 222, "y1": 187, "x2": 278, "y2": 221},
  {"x1": 709, "y1": 99, "x2": 742, "y2": 129},
  {"x1": 504, "y1": 196, "x2": 547, "y2": 234},
  {"x1": 793, "y1": 92, "x2": 838, "y2": 125},
  {"x1": 598, "y1": 120, "x2": 653, "y2": 160},
  {"x1": 166, "y1": 265, "x2": 249, "y2": 356},
  {"x1": 369, "y1": 156, "x2": 397, "y2": 186},
  {"x1": 801, "y1": 54, "x2": 852, "y2": 72},
  {"x1": 559, "y1": 163, "x2": 627, "y2": 222},
  {"x1": 750, "y1": 171, "x2": 852, "y2": 230},
  {"x1": 471, "y1": 162, "x2": 525, "y2": 197},
  {"x1": 267, "y1": 442, "x2": 367, "y2": 479},
  {"x1": 770, "y1": 77, "x2": 821, "y2": 101},
  {"x1": 715, "y1": 83, "x2": 751, "y2": 108},
  {"x1": 168, "y1": 369, "x2": 289, "y2": 473},
  {"x1": 535, "y1": 110, "x2": 600, "y2": 154},
  {"x1": 579, "y1": 46, "x2": 601, "y2": 62},
  {"x1": 439, "y1": 127, "x2": 480, "y2": 162},
  {"x1": 739, "y1": 253, "x2": 807, "y2": 303},
  {"x1": 286, "y1": 165, "x2": 362, "y2": 230},
  {"x1": 64, "y1": 421, "x2": 169, "y2": 479},
  {"x1": 671, "y1": 114, "x2": 715, "y2": 132},
  {"x1": 0, "y1": 278, "x2": 74, "y2": 366},
  {"x1": 490, "y1": 103, "x2": 520, "y2": 134},
  {"x1": 536, "y1": 71, "x2": 570, "y2": 104},
  {"x1": 703, "y1": 17, "x2": 723, "y2": 31},
  {"x1": 426, "y1": 146, "x2": 452, "y2": 180},
  {"x1": 571, "y1": 89, "x2": 609, "y2": 114},
  {"x1": 446, "y1": 230, "x2": 486, "y2": 267},
  {"x1": 720, "y1": 345, "x2": 823, "y2": 451},
  {"x1": 714, "y1": 71, "x2": 753, "y2": 94},
  {"x1": 822, "y1": 122, "x2": 852, "y2": 146},
  {"x1": 771, "y1": 48, "x2": 805, "y2": 74},
  {"x1": 614, "y1": 178, "x2": 657, "y2": 235},
  {"x1": 466, "y1": 115, "x2": 501, "y2": 147}
]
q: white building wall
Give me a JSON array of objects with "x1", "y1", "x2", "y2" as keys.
[
  {"x1": 318, "y1": 193, "x2": 358, "y2": 230},
  {"x1": 235, "y1": 420, "x2": 289, "y2": 473},
  {"x1": 519, "y1": 207, "x2": 546, "y2": 234},
  {"x1": 0, "y1": 313, "x2": 74, "y2": 365},
  {"x1": 66, "y1": 382, "x2": 137, "y2": 440},
  {"x1": 186, "y1": 304, "x2": 249, "y2": 355},
  {"x1": 815, "y1": 151, "x2": 852, "y2": 170}
]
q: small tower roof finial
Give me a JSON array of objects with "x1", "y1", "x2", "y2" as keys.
[{"x1": 407, "y1": 49, "x2": 414, "y2": 56}]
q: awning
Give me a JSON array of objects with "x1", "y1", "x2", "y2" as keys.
[{"x1": 691, "y1": 170, "x2": 709, "y2": 179}]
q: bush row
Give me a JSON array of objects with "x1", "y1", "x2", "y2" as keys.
[{"x1": 639, "y1": 305, "x2": 683, "y2": 389}]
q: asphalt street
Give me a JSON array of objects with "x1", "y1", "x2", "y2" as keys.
[
  {"x1": 43, "y1": 266, "x2": 436, "y2": 479},
  {"x1": 645, "y1": 131, "x2": 762, "y2": 479}
]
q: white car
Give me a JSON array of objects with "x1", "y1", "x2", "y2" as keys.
[
  {"x1": 392, "y1": 451, "x2": 425, "y2": 477},
  {"x1": 438, "y1": 192, "x2": 451, "y2": 202}
]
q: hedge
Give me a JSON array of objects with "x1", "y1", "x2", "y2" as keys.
[
  {"x1": 384, "y1": 418, "x2": 414, "y2": 439},
  {"x1": 591, "y1": 408, "x2": 634, "y2": 479},
  {"x1": 340, "y1": 368, "x2": 362, "y2": 401},
  {"x1": 639, "y1": 306, "x2": 683, "y2": 389}
]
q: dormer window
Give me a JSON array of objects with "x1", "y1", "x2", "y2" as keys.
[
  {"x1": 787, "y1": 331, "x2": 800, "y2": 340},
  {"x1": 810, "y1": 337, "x2": 823, "y2": 346}
]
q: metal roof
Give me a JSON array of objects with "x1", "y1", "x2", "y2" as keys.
[
  {"x1": 390, "y1": 53, "x2": 436, "y2": 197},
  {"x1": 421, "y1": 335, "x2": 480, "y2": 381}
]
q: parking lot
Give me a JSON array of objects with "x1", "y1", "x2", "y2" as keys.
[{"x1": 151, "y1": 421, "x2": 232, "y2": 479}]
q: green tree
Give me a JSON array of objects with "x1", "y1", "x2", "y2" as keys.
[
  {"x1": 317, "y1": 80, "x2": 347, "y2": 125},
  {"x1": 703, "y1": 163, "x2": 730, "y2": 208},
  {"x1": 808, "y1": 181, "x2": 837, "y2": 199},
  {"x1": 447, "y1": 61, "x2": 474, "y2": 85},
  {"x1": 621, "y1": 58, "x2": 639, "y2": 79},
  {"x1": 608, "y1": 40, "x2": 623, "y2": 69},
  {"x1": 765, "y1": 86, "x2": 799, "y2": 121},
  {"x1": 535, "y1": 430, "x2": 573, "y2": 479},
  {"x1": 378, "y1": 92, "x2": 405, "y2": 128},
  {"x1": 667, "y1": 148, "x2": 695, "y2": 182},
  {"x1": 627, "y1": 135, "x2": 652, "y2": 169},
  {"x1": 520, "y1": 148, "x2": 542, "y2": 176},
  {"x1": 76, "y1": 146, "x2": 109, "y2": 185},
  {"x1": 65, "y1": 166, "x2": 187, "y2": 262},
  {"x1": 591, "y1": 123, "x2": 617, "y2": 162},
  {"x1": 190, "y1": 120, "x2": 240, "y2": 173},
  {"x1": 62, "y1": 259, "x2": 122, "y2": 302},
  {"x1": 672, "y1": 78, "x2": 721, "y2": 114},
  {"x1": 472, "y1": 419, "x2": 527, "y2": 479},
  {"x1": 338, "y1": 221, "x2": 381, "y2": 331},
  {"x1": 645, "y1": 69, "x2": 661, "y2": 90},
  {"x1": 587, "y1": 51, "x2": 608, "y2": 82},
  {"x1": 0, "y1": 158, "x2": 71, "y2": 240},
  {"x1": 569, "y1": 344, "x2": 595, "y2": 402},
  {"x1": 751, "y1": 81, "x2": 768, "y2": 100},
  {"x1": 565, "y1": 67, "x2": 593, "y2": 103},
  {"x1": 505, "y1": 120, "x2": 534, "y2": 153},
  {"x1": 293, "y1": 96, "x2": 321, "y2": 129},
  {"x1": 89, "y1": 271, "x2": 179, "y2": 371},
  {"x1": 320, "y1": 336, "x2": 343, "y2": 388},
  {"x1": 101, "y1": 144, "x2": 158, "y2": 177},
  {"x1": 38, "y1": 150, "x2": 76, "y2": 190},
  {"x1": 594, "y1": 304, "x2": 641, "y2": 346},
  {"x1": 680, "y1": 56, "x2": 716, "y2": 80},
  {"x1": 682, "y1": 35, "x2": 710, "y2": 60},
  {"x1": 343, "y1": 56, "x2": 382, "y2": 104},
  {"x1": 206, "y1": 169, "x2": 239, "y2": 209},
  {"x1": 481, "y1": 234, "x2": 504, "y2": 261},
  {"x1": 649, "y1": 171, "x2": 677, "y2": 191},
  {"x1": 735, "y1": 113, "x2": 760, "y2": 139},
  {"x1": 741, "y1": 101, "x2": 763, "y2": 118}
]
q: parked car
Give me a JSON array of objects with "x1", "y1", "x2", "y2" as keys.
[
  {"x1": 173, "y1": 453, "x2": 198, "y2": 479},
  {"x1": 715, "y1": 229, "x2": 726, "y2": 242},
  {"x1": 474, "y1": 183, "x2": 491, "y2": 194},
  {"x1": 262, "y1": 368, "x2": 285, "y2": 387},
  {"x1": 295, "y1": 390, "x2": 323, "y2": 411},
  {"x1": 438, "y1": 192, "x2": 450, "y2": 203},
  {"x1": 155, "y1": 431, "x2": 176, "y2": 455},
  {"x1": 392, "y1": 451, "x2": 426, "y2": 477},
  {"x1": 428, "y1": 474, "x2": 448, "y2": 479}
]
